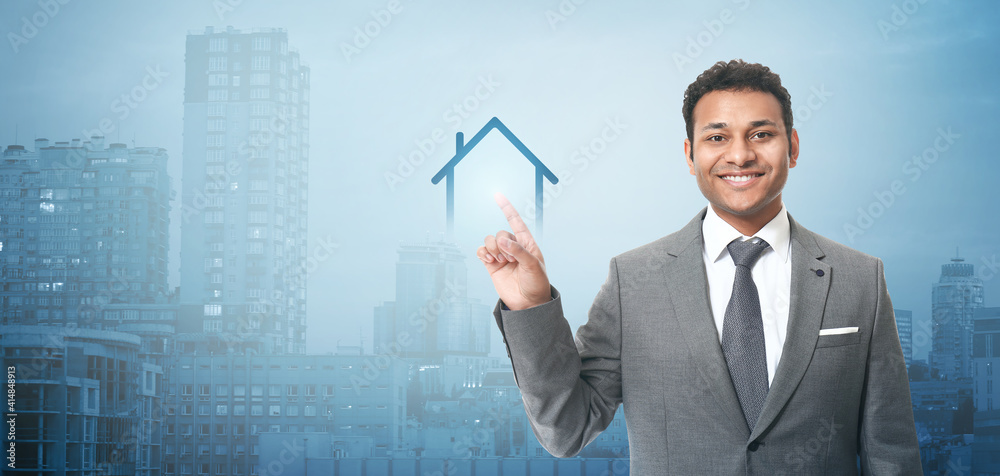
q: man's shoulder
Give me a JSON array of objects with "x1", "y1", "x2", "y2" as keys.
[
  {"x1": 790, "y1": 217, "x2": 882, "y2": 268},
  {"x1": 611, "y1": 215, "x2": 703, "y2": 270}
]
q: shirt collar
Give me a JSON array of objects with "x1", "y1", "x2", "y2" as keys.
[{"x1": 702, "y1": 203, "x2": 790, "y2": 264}]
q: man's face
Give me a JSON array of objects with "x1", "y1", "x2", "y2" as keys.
[{"x1": 684, "y1": 89, "x2": 799, "y2": 226}]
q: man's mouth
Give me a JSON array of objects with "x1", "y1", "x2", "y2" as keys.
[{"x1": 719, "y1": 173, "x2": 764, "y2": 184}]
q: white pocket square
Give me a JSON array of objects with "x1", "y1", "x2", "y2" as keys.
[{"x1": 818, "y1": 326, "x2": 859, "y2": 336}]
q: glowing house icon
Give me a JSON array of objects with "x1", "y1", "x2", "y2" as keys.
[{"x1": 431, "y1": 117, "x2": 559, "y2": 239}]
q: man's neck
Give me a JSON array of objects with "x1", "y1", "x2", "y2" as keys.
[{"x1": 711, "y1": 201, "x2": 783, "y2": 237}]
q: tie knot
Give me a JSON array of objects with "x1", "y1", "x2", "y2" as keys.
[{"x1": 727, "y1": 238, "x2": 770, "y2": 268}]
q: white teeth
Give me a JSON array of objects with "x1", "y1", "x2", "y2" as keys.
[{"x1": 723, "y1": 175, "x2": 755, "y2": 182}]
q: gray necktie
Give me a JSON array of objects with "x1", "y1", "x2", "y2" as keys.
[{"x1": 722, "y1": 237, "x2": 771, "y2": 431}]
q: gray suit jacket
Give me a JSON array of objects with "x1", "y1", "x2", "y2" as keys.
[{"x1": 494, "y1": 209, "x2": 921, "y2": 475}]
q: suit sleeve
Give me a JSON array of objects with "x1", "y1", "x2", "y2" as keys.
[
  {"x1": 858, "y1": 258, "x2": 923, "y2": 474},
  {"x1": 493, "y1": 258, "x2": 623, "y2": 458}
]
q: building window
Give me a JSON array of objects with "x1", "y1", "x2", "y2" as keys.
[
  {"x1": 209, "y1": 56, "x2": 227, "y2": 71},
  {"x1": 250, "y1": 73, "x2": 270, "y2": 86},
  {"x1": 252, "y1": 36, "x2": 271, "y2": 51},
  {"x1": 209, "y1": 37, "x2": 228, "y2": 52},
  {"x1": 208, "y1": 74, "x2": 228, "y2": 87},
  {"x1": 208, "y1": 89, "x2": 229, "y2": 101},
  {"x1": 252, "y1": 56, "x2": 270, "y2": 70}
]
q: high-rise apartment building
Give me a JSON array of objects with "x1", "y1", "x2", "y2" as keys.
[
  {"x1": 972, "y1": 307, "x2": 1000, "y2": 411},
  {"x1": 895, "y1": 308, "x2": 913, "y2": 368},
  {"x1": 930, "y1": 257, "x2": 984, "y2": 381},
  {"x1": 0, "y1": 138, "x2": 171, "y2": 328},
  {"x1": 179, "y1": 27, "x2": 310, "y2": 354}
]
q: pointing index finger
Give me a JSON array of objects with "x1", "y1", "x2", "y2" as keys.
[{"x1": 494, "y1": 192, "x2": 535, "y2": 244}]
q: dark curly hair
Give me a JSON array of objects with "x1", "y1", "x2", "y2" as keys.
[{"x1": 682, "y1": 59, "x2": 793, "y2": 157}]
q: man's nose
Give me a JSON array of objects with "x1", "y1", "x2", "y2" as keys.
[{"x1": 726, "y1": 138, "x2": 756, "y2": 166}]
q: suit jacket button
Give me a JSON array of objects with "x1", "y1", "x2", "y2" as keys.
[{"x1": 748, "y1": 441, "x2": 761, "y2": 451}]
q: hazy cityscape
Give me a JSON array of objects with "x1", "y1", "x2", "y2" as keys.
[{"x1": 2, "y1": 2, "x2": 999, "y2": 475}]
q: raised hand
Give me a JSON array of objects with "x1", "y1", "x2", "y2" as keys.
[{"x1": 477, "y1": 192, "x2": 552, "y2": 310}]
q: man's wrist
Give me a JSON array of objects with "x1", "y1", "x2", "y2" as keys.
[{"x1": 500, "y1": 287, "x2": 555, "y2": 311}]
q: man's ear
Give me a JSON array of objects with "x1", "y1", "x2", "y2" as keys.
[
  {"x1": 684, "y1": 138, "x2": 695, "y2": 175},
  {"x1": 788, "y1": 128, "x2": 799, "y2": 168}
]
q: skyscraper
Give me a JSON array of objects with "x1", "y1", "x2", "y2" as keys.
[
  {"x1": 179, "y1": 27, "x2": 310, "y2": 354},
  {"x1": 930, "y1": 256, "x2": 984, "y2": 381},
  {"x1": 972, "y1": 307, "x2": 1000, "y2": 411},
  {"x1": 373, "y1": 240, "x2": 495, "y2": 397},
  {"x1": 0, "y1": 138, "x2": 171, "y2": 328},
  {"x1": 373, "y1": 240, "x2": 490, "y2": 359},
  {"x1": 895, "y1": 308, "x2": 913, "y2": 368}
]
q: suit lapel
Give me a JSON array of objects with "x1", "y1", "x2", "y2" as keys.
[
  {"x1": 662, "y1": 209, "x2": 749, "y2": 438},
  {"x1": 749, "y1": 216, "x2": 831, "y2": 442}
]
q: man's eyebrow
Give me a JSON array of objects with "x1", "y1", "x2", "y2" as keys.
[
  {"x1": 700, "y1": 122, "x2": 727, "y2": 132},
  {"x1": 750, "y1": 119, "x2": 778, "y2": 128}
]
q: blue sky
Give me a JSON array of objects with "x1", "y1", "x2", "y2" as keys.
[{"x1": 2, "y1": 0, "x2": 998, "y2": 360}]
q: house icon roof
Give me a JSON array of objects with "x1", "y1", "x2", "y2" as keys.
[{"x1": 432, "y1": 117, "x2": 559, "y2": 239}]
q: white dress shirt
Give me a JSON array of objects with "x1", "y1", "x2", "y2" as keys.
[{"x1": 702, "y1": 203, "x2": 792, "y2": 386}]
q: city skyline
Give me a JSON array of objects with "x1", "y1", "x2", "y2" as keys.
[
  {"x1": 1, "y1": 2, "x2": 997, "y2": 361},
  {"x1": 2, "y1": 1, "x2": 999, "y2": 474}
]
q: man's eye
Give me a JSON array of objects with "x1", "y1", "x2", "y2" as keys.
[
  {"x1": 751, "y1": 132, "x2": 772, "y2": 139},
  {"x1": 707, "y1": 135, "x2": 724, "y2": 142}
]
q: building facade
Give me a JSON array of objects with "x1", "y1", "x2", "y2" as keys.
[
  {"x1": 1, "y1": 325, "x2": 162, "y2": 476},
  {"x1": 179, "y1": 26, "x2": 310, "y2": 355},
  {"x1": 930, "y1": 257, "x2": 984, "y2": 381},
  {"x1": 972, "y1": 307, "x2": 1000, "y2": 475},
  {"x1": 160, "y1": 340, "x2": 407, "y2": 476},
  {"x1": 0, "y1": 139, "x2": 171, "y2": 328},
  {"x1": 895, "y1": 308, "x2": 913, "y2": 368}
]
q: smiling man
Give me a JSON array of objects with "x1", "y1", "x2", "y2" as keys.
[{"x1": 477, "y1": 59, "x2": 921, "y2": 474}]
